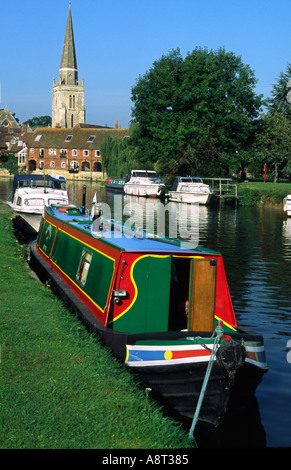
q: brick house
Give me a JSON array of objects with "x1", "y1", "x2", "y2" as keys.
[
  {"x1": 27, "y1": 123, "x2": 129, "y2": 173},
  {"x1": 0, "y1": 124, "x2": 33, "y2": 157}
]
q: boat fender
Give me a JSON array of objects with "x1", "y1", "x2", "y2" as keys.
[{"x1": 216, "y1": 339, "x2": 245, "y2": 378}]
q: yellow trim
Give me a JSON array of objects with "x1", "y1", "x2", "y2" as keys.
[
  {"x1": 215, "y1": 315, "x2": 237, "y2": 331},
  {"x1": 124, "y1": 346, "x2": 129, "y2": 363},
  {"x1": 58, "y1": 227, "x2": 116, "y2": 263},
  {"x1": 39, "y1": 221, "x2": 115, "y2": 315},
  {"x1": 51, "y1": 259, "x2": 110, "y2": 313},
  {"x1": 109, "y1": 254, "x2": 171, "y2": 324}
]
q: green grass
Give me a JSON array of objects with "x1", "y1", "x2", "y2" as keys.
[
  {"x1": 237, "y1": 181, "x2": 291, "y2": 206},
  {"x1": 0, "y1": 203, "x2": 194, "y2": 449}
]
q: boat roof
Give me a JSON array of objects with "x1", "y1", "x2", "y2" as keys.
[
  {"x1": 13, "y1": 174, "x2": 66, "y2": 183},
  {"x1": 45, "y1": 205, "x2": 219, "y2": 256},
  {"x1": 174, "y1": 176, "x2": 203, "y2": 182}
]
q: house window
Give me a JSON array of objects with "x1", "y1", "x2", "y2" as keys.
[
  {"x1": 39, "y1": 161, "x2": 44, "y2": 169},
  {"x1": 72, "y1": 149, "x2": 78, "y2": 156},
  {"x1": 65, "y1": 135, "x2": 73, "y2": 142},
  {"x1": 83, "y1": 150, "x2": 89, "y2": 157},
  {"x1": 18, "y1": 153, "x2": 26, "y2": 164},
  {"x1": 95, "y1": 150, "x2": 100, "y2": 157},
  {"x1": 60, "y1": 149, "x2": 67, "y2": 157},
  {"x1": 61, "y1": 161, "x2": 66, "y2": 169},
  {"x1": 49, "y1": 148, "x2": 56, "y2": 155},
  {"x1": 35, "y1": 135, "x2": 42, "y2": 141},
  {"x1": 76, "y1": 249, "x2": 92, "y2": 285},
  {"x1": 30, "y1": 148, "x2": 34, "y2": 153},
  {"x1": 87, "y1": 136, "x2": 95, "y2": 143},
  {"x1": 50, "y1": 161, "x2": 55, "y2": 168}
]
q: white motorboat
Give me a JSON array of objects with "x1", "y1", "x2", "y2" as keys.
[
  {"x1": 283, "y1": 195, "x2": 291, "y2": 216},
  {"x1": 7, "y1": 174, "x2": 69, "y2": 233},
  {"x1": 168, "y1": 176, "x2": 213, "y2": 204},
  {"x1": 124, "y1": 170, "x2": 167, "y2": 198}
]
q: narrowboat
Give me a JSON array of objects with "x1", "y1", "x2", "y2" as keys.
[
  {"x1": 168, "y1": 177, "x2": 213, "y2": 204},
  {"x1": 105, "y1": 176, "x2": 126, "y2": 191},
  {"x1": 7, "y1": 174, "x2": 69, "y2": 233},
  {"x1": 30, "y1": 203, "x2": 267, "y2": 427},
  {"x1": 124, "y1": 170, "x2": 167, "y2": 198}
]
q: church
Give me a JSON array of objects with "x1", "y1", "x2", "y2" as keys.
[
  {"x1": 52, "y1": 3, "x2": 85, "y2": 128},
  {"x1": 12, "y1": 4, "x2": 129, "y2": 173}
]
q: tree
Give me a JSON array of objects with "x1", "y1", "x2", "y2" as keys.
[
  {"x1": 100, "y1": 132, "x2": 139, "y2": 177},
  {"x1": 267, "y1": 63, "x2": 291, "y2": 117},
  {"x1": 23, "y1": 115, "x2": 52, "y2": 128},
  {"x1": 131, "y1": 47, "x2": 263, "y2": 178},
  {"x1": 253, "y1": 113, "x2": 291, "y2": 182}
]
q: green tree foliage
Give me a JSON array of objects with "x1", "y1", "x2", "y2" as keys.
[
  {"x1": 131, "y1": 47, "x2": 263, "y2": 178},
  {"x1": 0, "y1": 153, "x2": 22, "y2": 174},
  {"x1": 267, "y1": 63, "x2": 291, "y2": 117},
  {"x1": 23, "y1": 115, "x2": 52, "y2": 128},
  {"x1": 253, "y1": 113, "x2": 291, "y2": 182},
  {"x1": 257, "y1": 63, "x2": 291, "y2": 181},
  {"x1": 100, "y1": 133, "x2": 139, "y2": 177}
]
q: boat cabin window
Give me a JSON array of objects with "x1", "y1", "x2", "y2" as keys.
[
  {"x1": 25, "y1": 198, "x2": 44, "y2": 206},
  {"x1": 48, "y1": 198, "x2": 68, "y2": 206},
  {"x1": 76, "y1": 249, "x2": 93, "y2": 286},
  {"x1": 132, "y1": 171, "x2": 158, "y2": 178},
  {"x1": 16, "y1": 197, "x2": 22, "y2": 206}
]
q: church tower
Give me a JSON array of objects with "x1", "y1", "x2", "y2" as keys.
[{"x1": 52, "y1": 3, "x2": 85, "y2": 128}]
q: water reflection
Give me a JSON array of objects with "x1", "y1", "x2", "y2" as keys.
[{"x1": 282, "y1": 218, "x2": 291, "y2": 262}]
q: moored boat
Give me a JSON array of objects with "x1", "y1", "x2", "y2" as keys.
[
  {"x1": 29, "y1": 203, "x2": 267, "y2": 428},
  {"x1": 168, "y1": 176, "x2": 213, "y2": 204},
  {"x1": 124, "y1": 170, "x2": 167, "y2": 198},
  {"x1": 283, "y1": 195, "x2": 291, "y2": 216},
  {"x1": 7, "y1": 174, "x2": 69, "y2": 233},
  {"x1": 105, "y1": 176, "x2": 126, "y2": 191}
]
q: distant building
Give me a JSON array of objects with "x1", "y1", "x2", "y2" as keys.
[
  {"x1": 0, "y1": 107, "x2": 21, "y2": 128},
  {"x1": 27, "y1": 123, "x2": 129, "y2": 173},
  {"x1": 0, "y1": 123, "x2": 33, "y2": 157},
  {"x1": 52, "y1": 4, "x2": 85, "y2": 128},
  {"x1": 0, "y1": 6, "x2": 128, "y2": 173}
]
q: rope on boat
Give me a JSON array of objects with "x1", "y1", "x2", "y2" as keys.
[{"x1": 188, "y1": 322, "x2": 224, "y2": 440}]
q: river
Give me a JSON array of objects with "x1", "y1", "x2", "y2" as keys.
[{"x1": 1, "y1": 176, "x2": 291, "y2": 448}]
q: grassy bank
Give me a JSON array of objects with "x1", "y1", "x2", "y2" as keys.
[
  {"x1": 0, "y1": 203, "x2": 193, "y2": 449},
  {"x1": 237, "y1": 181, "x2": 291, "y2": 206}
]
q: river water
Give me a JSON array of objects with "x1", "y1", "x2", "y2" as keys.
[{"x1": 1, "y1": 177, "x2": 291, "y2": 448}]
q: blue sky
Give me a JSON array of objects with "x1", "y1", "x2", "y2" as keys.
[{"x1": 1, "y1": 0, "x2": 291, "y2": 128}]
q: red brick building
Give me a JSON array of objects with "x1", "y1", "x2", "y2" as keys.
[{"x1": 26, "y1": 123, "x2": 129, "y2": 173}]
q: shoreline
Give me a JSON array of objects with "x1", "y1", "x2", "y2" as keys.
[{"x1": 1, "y1": 169, "x2": 291, "y2": 206}]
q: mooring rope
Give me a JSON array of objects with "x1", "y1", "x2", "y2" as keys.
[{"x1": 189, "y1": 323, "x2": 224, "y2": 440}]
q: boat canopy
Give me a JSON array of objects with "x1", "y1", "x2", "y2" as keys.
[
  {"x1": 171, "y1": 176, "x2": 203, "y2": 191},
  {"x1": 11, "y1": 174, "x2": 67, "y2": 200}
]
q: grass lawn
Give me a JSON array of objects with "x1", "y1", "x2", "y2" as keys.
[
  {"x1": 237, "y1": 181, "x2": 291, "y2": 205},
  {"x1": 0, "y1": 203, "x2": 194, "y2": 449}
]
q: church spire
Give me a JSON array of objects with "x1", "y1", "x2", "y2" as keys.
[{"x1": 59, "y1": 3, "x2": 78, "y2": 85}]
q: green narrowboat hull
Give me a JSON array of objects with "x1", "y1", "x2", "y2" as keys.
[{"x1": 29, "y1": 204, "x2": 268, "y2": 426}]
